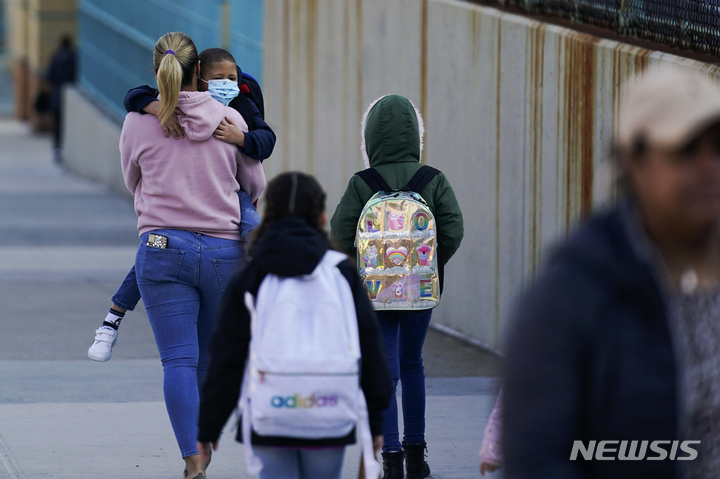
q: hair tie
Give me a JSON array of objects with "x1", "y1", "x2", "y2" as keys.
[{"x1": 165, "y1": 50, "x2": 175, "y2": 55}]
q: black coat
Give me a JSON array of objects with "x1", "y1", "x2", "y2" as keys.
[
  {"x1": 122, "y1": 68, "x2": 276, "y2": 162},
  {"x1": 197, "y1": 217, "x2": 393, "y2": 447},
  {"x1": 503, "y1": 202, "x2": 680, "y2": 479}
]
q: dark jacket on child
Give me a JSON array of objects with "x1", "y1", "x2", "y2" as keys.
[
  {"x1": 123, "y1": 69, "x2": 276, "y2": 161},
  {"x1": 330, "y1": 95, "x2": 464, "y2": 286},
  {"x1": 197, "y1": 217, "x2": 393, "y2": 447},
  {"x1": 503, "y1": 200, "x2": 680, "y2": 479}
]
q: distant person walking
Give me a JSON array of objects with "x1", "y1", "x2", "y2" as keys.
[
  {"x1": 46, "y1": 35, "x2": 76, "y2": 163},
  {"x1": 503, "y1": 66, "x2": 720, "y2": 479},
  {"x1": 119, "y1": 31, "x2": 264, "y2": 479}
]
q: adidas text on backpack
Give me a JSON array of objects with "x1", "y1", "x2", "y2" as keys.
[
  {"x1": 355, "y1": 166, "x2": 441, "y2": 310},
  {"x1": 239, "y1": 250, "x2": 381, "y2": 479}
]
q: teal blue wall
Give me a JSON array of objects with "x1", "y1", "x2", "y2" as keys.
[
  {"x1": 79, "y1": 0, "x2": 263, "y2": 119},
  {"x1": 0, "y1": 0, "x2": 6, "y2": 53}
]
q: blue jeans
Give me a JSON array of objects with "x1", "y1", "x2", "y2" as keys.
[
  {"x1": 238, "y1": 189, "x2": 261, "y2": 242},
  {"x1": 112, "y1": 190, "x2": 258, "y2": 311},
  {"x1": 253, "y1": 447, "x2": 345, "y2": 479},
  {"x1": 377, "y1": 309, "x2": 433, "y2": 453},
  {"x1": 111, "y1": 264, "x2": 142, "y2": 311},
  {"x1": 135, "y1": 229, "x2": 243, "y2": 458}
]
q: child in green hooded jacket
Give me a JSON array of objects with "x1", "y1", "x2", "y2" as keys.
[{"x1": 331, "y1": 94, "x2": 464, "y2": 479}]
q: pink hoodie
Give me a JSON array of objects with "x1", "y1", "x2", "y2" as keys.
[{"x1": 120, "y1": 91, "x2": 265, "y2": 241}]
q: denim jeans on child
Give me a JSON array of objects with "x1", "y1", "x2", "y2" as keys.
[
  {"x1": 377, "y1": 309, "x2": 433, "y2": 453},
  {"x1": 135, "y1": 229, "x2": 243, "y2": 458},
  {"x1": 238, "y1": 189, "x2": 261, "y2": 242},
  {"x1": 111, "y1": 190, "x2": 259, "y2": 311},
  {"x1": 111, "y1": 264, "x2": 142, "y2": 311},
  {"x1": 253, "y1": 447, "x2": 345, "y2": 479}
]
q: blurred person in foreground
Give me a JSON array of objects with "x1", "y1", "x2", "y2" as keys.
[{"x1": 503, "y1": 66, "x2": 720, "y2": 479}]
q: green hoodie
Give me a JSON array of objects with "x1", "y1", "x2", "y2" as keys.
[{"x1": 330, "y1": 95, "x2": 464, "y2": 266}]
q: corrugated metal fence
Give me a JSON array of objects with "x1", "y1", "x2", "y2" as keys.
[
  {"x1": 262, "y1": 0, "x2": 720, "y2": 351},
  {"x1": 78, "y1": 0, "x2": 263, "y2": 120}
]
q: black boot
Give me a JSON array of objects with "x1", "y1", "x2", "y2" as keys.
[
  {"x1": 402, "y1": 442, "x2": 431, "y2": 478},
  {"x1": 382, "y1": 451, "x2": 404, "y2": 479}
]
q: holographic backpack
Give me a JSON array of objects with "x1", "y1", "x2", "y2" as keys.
[{"x1": 355, "y1": 166, "x2": 441, "y2": 310}]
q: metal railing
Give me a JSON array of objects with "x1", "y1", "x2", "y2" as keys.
[{"x1": 482, "y1": 0, "x2": 720, "y2": 56}]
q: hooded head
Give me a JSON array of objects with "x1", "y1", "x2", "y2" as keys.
[{"x1": 361, "y1": 94, "x2": 425, "y2": 168}]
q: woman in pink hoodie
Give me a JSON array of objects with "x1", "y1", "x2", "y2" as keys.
[{"x1": 119, "y1": 32, "x2": 265, "y2": 479}]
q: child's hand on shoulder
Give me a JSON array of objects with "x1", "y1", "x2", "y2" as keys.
[
  {"x1": 213, "y1": 116, "x2": 246, "y2": 147},
  {"x1": 142, "y1": 101, "x2": 185, "y2": 140},
  {"x1": 162, "y1": 108, "x2": 185, "y2": 140}
]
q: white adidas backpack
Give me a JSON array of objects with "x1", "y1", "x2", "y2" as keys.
[{"x1": 239, "y1": 250, "x2": 380, "y2": 479}]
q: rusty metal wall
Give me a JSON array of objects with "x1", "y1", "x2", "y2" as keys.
[{"x1": 263, "y1": 0, "x2": 720, "y2": 351}]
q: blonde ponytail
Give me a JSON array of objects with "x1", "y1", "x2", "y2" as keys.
[
  {"x1": 156, "y1": 53, "x2": 182, "y2": 125},
  {"x1": 153, "y1": 32, "x2": 198, "y2": 126}
]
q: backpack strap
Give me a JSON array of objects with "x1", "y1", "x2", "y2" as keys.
[
  {"x1": 321, "y1": 250, "x2": 349, "y2": 268},
  {"x1": 305, "y1": 250, "x2": 349, "y2": 279},
  {"x1": 358, "y1": 390, "x2": 382, "y2": 479},
  {"x1": 356, "y1": 168, "x2": 393, "y2": 193},
  {"x1": 241, "y1": 291, "x2": 263, "y2": 475},
  {"x1": 403, "y1": 165, "x2": 441, "y2": 194}
]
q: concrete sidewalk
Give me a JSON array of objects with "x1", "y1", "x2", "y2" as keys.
[{"x1": 0, "y1": 119, "x2": 503, "y2": 479}]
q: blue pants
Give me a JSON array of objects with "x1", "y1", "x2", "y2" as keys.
[
  {"x1": 135, "y1": 229, "x2": 243, "y2": 458},
  {"x1": 253, "y1": 447, "x2": 345, "y2": 479},
  {"x1": 377, "y1": 309, "x2": 433, "y2": 453},
  {"x1": 112, "y1": 190, "x2": 259, "y2": 311},
  {"x1": 238, "y1": 189, "x2": 261, "y2": 242}
]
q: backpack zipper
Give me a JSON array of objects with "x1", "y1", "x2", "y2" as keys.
[{"x1": 257, "y1": 370, "x2": 357, "y2": 383}]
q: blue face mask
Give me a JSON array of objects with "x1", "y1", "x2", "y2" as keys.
[{"x1": 202, "y1": 79, "x2": 240, "y2": 106}]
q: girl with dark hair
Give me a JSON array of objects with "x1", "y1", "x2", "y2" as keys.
[{"x1": 197, "y1": 172, "x2": 393, "y2": 479}]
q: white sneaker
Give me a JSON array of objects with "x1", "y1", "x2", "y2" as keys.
[{"x1": 88, "y1": 326, "x2": 118, "y2": 362}]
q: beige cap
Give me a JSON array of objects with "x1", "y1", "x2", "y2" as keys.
[{"x1": 617, "y1": 66, "x2": 720, "y2": 152}]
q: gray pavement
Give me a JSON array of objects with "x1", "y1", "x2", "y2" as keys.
[{"x1": 0, "y1": 119, "x2": 503, "y2": 478}]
